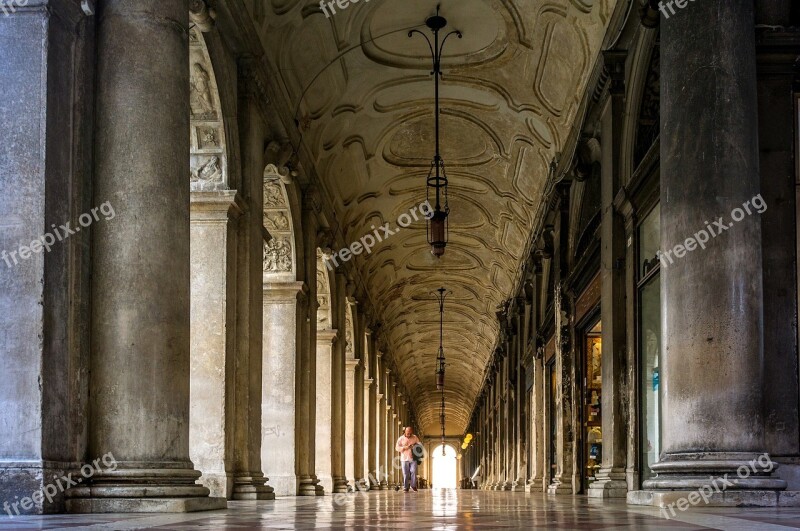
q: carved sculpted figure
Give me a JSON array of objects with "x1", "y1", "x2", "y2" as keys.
[
  {"x1": 263, "y1": 238, "x2": 292, "y2": 272},
  {"x1": 190, "y1": 155, "x2": 222, "y2": 183},
  {"x1": 190, "y1": 62, "x2": 216, "y2": 119}
]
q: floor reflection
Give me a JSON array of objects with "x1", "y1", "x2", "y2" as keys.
[{"x1": 1, "y1": 490, "x2": 799, "y2": 529}]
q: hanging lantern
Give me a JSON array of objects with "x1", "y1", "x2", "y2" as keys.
[{"x1": 410, "y1": 8, "x2": 462, "y2": 258}]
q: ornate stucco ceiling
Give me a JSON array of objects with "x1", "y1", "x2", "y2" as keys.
[{"x1": 255, "y1": 0, "x2": 617, "y2": 435}]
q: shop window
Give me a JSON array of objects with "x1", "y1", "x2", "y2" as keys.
[{"x1": 637, "y1": 204, "x2": 661, "y2": 485}]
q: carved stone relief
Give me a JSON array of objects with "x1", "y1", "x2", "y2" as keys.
[
  {"x1": 263, "y1": 176, "x2": 294, "y2": 275},
  {"x1": 189, "y1": 26, "x2": 227, "y2": 192}
]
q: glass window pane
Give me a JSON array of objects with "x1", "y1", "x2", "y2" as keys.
[
  {"x1": 638, "y1": 203, "x2": 661, "y2": 278},
  {"x1": 639, "y1": 275, "x2": 661, "y2": 483}
]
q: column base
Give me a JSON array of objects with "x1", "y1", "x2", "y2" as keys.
[
  {"x1": 511, "y1": 478, "x2": 526, "y2": 492},
  {"x1": 66, "y1": 496, "x2": 227, "y2": 513},
  {"x1": 643, "y1": 453, "x2": 788, "y2": 491},
  {"x1": 525, "y1": 479, "x2": 545, "y2": 493},
  {"x1": 627, "y1": 489, "x2": 800, "y2": 508},
  {"x1": 494, "y1": 481, "x2": 511, "y2": 491},
  {"x1": 65, "y1": 465, "x2": 226, "y2": 513},
  {"x1": 588, "y1": 467, "x2": 628, "y2": 498},
  {"x1": 0, "y1": 460, "x2": 74, "y2": 514},
  {"x1": 547, "y1": 481, "x2": 573, "y2": 495},
  {"x1": 297, "y1": 475, "x2": 323, "y2": 496},
  {"x1": 587, "y1": 479, "x2": 628, "y2": 498},
  {"x1": 231, "y1": 473, "x2": 275, "y2": 500},
  {"x1": 332, "y1": 476, "x2": 349, "y2": 493}
]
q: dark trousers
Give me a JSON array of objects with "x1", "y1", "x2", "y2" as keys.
[{"x1": 402, "y1": 460, "x2": 418, "y2": 490}]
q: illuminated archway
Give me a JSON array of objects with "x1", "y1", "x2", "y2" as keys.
[{"x1": 432, "y1": 444, "x2": 458, "y2": 489}]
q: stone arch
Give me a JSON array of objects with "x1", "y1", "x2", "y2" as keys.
[
  {"x1": 260, "y1": 159, "x2": 306, "y2": 497},
  {"x1": 314, "y1": 248, "x2": 338, "y2": 493}
]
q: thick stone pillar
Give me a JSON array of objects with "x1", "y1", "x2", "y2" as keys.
[
  {"x1": 631, "y1": 0, "x2": 787, "y2": 505},
  {"x1": 229, "y1": 64, "x2": 273, "y2": 504},
  {"x1": 189, "y1": 192, "x2": 243, "y2": 499},
  {"x1": 0, "y1": 0, "x2": 92, "y2": 514},
  {"x1": 71, "y1": 0, "x2": 224, "y2": 512},
  {"x1": 315, "y1": 329, "x2": 337, "y2": 494},
  {"x1": 262, "y1": 281, "x2": 306, "y2": 496},
  {"x1": 589, "y1": 51, "x2": 628, "y2": 500}
]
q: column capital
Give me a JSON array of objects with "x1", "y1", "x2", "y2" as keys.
[
  {"x1": 317, "y1": 328, "x2": 338, "y2": 345},
  {"x1": 190, "y1": 190, "x2": 244, "y2": 221},
  {"x1": 346, "y1": 359, "x2": 360, "y2": 370},
  {"x1": 263, "y1": 281, "x2": 307, "y2": 301}
]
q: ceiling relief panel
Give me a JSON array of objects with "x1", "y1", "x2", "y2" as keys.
[{"x1": 258, "y1": 0, "x2": 617, "y2": 434}]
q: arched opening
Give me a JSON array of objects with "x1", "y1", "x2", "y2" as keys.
[
  {"x1": 261, "y1": 169, "x2": 303, "y2": 496},
  {"x1": 432, "y1": 444, "x2": 458, "y2": 490},
  {"x1": 187, "y1": 26, "x2": 234, "y2": 499}
]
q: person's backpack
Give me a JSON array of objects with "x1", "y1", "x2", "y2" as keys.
[{"x1": 411, "y1": 442, "x2": 425, "y2": 464}]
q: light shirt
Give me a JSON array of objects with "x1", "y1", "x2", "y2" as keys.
[{"x1": 395, "y1": 434, "x2": 420, "y2": 462}]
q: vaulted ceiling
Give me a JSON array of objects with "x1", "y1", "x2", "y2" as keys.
[{"x1": 255, "y1": 0, "x2": 617, "y2": 435}]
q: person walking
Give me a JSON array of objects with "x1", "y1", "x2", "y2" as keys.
[{"x1": 395, "y1": 426, "x2": 421, "y2": 492}]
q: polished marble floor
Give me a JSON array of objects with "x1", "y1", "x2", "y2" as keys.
[{"x1": 2, "y1": 490, "x2": 800, "y2": 530}]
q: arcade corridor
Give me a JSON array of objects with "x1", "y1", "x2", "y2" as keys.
[{"x1": 1, "y1": 0, "x2": 800, "y2": 529}]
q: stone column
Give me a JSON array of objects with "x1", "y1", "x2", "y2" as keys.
[
  {"x1": 366, "y1": 329, "x2": 378, "y2": 486},
  {"x1": 548, "y1": 183, "x2": 575, "y2": 495},
  {"x1": 502, "y1": 351, "x2": 512, "y2": 491},
  {"x1": 588, "y1": 51, "x2": 628, "y2": 500},
  {"x1": 631, "y1": 0, "x2": 787, "y2": 505},
  {"x1": 330, "y1": 271, "x2": 348, "y2": 493},
  {"x1": 352, "y1": 307, "x2": 366, "y2": 485},
  {"x1": 0, "y1": 0, "x2": 93, "y2": 513},
  {"x1": 363, "y1": 376, "x2": 374, "y2": 482},
  {"x1": 71, "y1": 0, "x2": 224, "y2": 512},
  {"x1": 345, "y1": 358, "x2": 360, "y2": 487},
  {"x1": 512, "y1": 302, "x2": 526, "y2": 491},
  {"x1": 262, "y1": 281, "x2": 306, "y2": 495},
  {"x1": 297, "y1": 199, "x2": 322, "y2": 495},
  {"x1": 755, "y1": 16, "x2": 800, "y2": 482},
  {"x1": 229, "y1": 61, "x2": 273, "y2": 504},
  {"x1": 189, "y1": 192, "x2": 243, "y2": 499},
  {"x1": 527, "y1": 356, "x2": 546, "y2": 493},
  {"x1": 373, "y1": 350, "x2": 384, "y2": 489},
  {"x1": 379, "y1": 368, "x2": 390, "y2": 489},
  {"x1": 315, "y1": 329, "x2": 337, "y2": 494}
]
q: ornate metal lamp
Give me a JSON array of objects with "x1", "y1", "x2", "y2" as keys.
[
  {"x1": 434, "y1": 287, "x2": 447, "y2": 390},
  {"x1": 409, "y1": 6, "x2": 462, "y2": 258}
]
